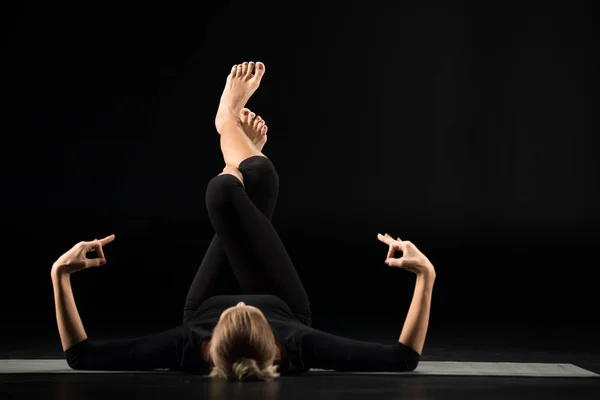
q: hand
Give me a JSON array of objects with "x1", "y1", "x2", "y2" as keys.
[
  {"x1": 377, "y1": 233, "x2": 435, "y2": 276},
  {"x1": 52, "y1": 234, "x2": 116, "y2": 275}
]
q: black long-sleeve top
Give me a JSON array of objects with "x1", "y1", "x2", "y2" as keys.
[{"x1": 65, "y1": 295, "x2": 420, "y2": 374}]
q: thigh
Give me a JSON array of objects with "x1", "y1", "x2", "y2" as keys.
[
  {"x1": 206, "y1": 172, "x2": 312, "y2": 326},
  {"x1": 183, "y1": 236, "x2": 242, "y2": 321},
  {"x1": 183, "y1": 156, "x2": 279, "y2": 318}
]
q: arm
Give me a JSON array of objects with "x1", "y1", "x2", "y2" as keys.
[
  {"x1": 297, "y1": 327, "x2": 420, "y2": 372},
  {"x1": 398, "y1": 269, "x2": 435, "y2": 354},
  {"x1": 50, "y1": 236, "x2": 114, "y2": 351},
  {"x1": 51, "y1": 265, "x2": 88, "y2": 351},
  {"x1": 291, "y1": 235, "x2": 435, "y2": 373},
  {"x1": 63, "y1": 326, "x2": 193, "y2": 371},
  {"x1": 49, "y1": 235, "x2": 200, "y2": 371},
  {"x1": 379, "y1": 233, "x2": 436, "y2": 355},
  {"x1": 299, "y1": 272, "x2": 434, "y2": 372}
]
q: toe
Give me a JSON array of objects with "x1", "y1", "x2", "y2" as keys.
[
  {"x1": 241, "y1": 62, "x2": 249, "y2": 76},
  {"x1": 253, "y1": 62, "x2": 266, "y2": 82},
  {"x1": 240, "y1": 108, "x2": 250, "y2": 123},
  {"x1": 247, "y1": 61, "x2": 255, "y2": 77},
  {"x1": 230, "y1": 65, "x2": 237, "y2": 78},
  {"x1": 234, "y1": 64, "x2": 242, "y2": 78},
  {"x1": 248, "y1": 112, "x2": 256, "y2": 124},
  {"x1": 261, "y1": 125, "x2": 268, "y2": 135},
  {"x1": 254, "y1": 117, "x2": 263, "y2": 131}
]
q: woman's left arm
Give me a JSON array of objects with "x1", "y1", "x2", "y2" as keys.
[{"x1": 298, "y1": 328, "x2": 420, "y2": 372}]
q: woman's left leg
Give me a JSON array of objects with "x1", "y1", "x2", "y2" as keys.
[
  {"x1": 183, "y1": 109, "x2": 278, "y2": 321},
  {"x1": 205, "y1": 168, "x2": 311, "y2": 326},
  {"x1": 188, "y1": 61, "x2": 310, "y2": 325}
]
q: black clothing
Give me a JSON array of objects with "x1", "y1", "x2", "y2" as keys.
[
  {"x1": 65, "y1": 156, "x2": 419, "y2": 373},
  {"x1": 66, "y1": 295, "x2": 419, "y2": 373},
  {"x1": 185, "y1": 156, "x2": 311, "y2": 325}
]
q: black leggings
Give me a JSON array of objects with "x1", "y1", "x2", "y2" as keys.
[{"x1": 183, "y1": 156, "x2": 311, "y2": 326}]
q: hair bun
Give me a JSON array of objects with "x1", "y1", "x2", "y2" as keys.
[{"x1": 231, "y1": 358, "x2": 279, "y2": 381}]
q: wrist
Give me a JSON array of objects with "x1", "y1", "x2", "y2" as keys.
[
  {"x1": 417, "y1": 262, "x2": 436, "y2": 282},
  {"x1": 51, "y1": 264, "x2": 69, "y2": 280}
]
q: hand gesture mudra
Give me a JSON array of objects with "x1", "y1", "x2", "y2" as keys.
[
  {"x1": 52, "y1": 234, "x2": 116, "y2": 274},
  {"x1": 377, "y1": 233, "x2": 435, "y2": 276}
]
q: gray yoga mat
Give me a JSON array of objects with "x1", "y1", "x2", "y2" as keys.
[{"x1": 0, "y1": 360, "x2": 597, "y2": 377}]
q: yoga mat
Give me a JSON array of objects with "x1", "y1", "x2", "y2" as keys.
[{"x1": 0, "y1": 360, "x2": 597, "y2": 377}]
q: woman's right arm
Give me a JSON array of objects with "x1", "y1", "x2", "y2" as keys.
[
  {"x1": 51, "y1": 236, "x2": 115, "y2": 352},
  {"x1": 63, "y1": 326, "x2": 191, "y2": 371},
  {"x1": 51, "y1": 235, "x2": 194, "y2": 371}
]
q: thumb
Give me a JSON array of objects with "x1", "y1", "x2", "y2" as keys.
[
  {"x1": 385, "y1": 258, "x2": 402, "y2": 268},
  {"x1": 86, "y1": 258, "x2": 107, "y2": 268}
]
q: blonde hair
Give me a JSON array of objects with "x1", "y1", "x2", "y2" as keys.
[{"x1": 209, "y1": 307, "x2": 280, "y2": 381}]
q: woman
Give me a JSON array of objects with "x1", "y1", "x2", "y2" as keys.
[{"x1": 51, "y1": 61, "x2": 436, "y2": 381}]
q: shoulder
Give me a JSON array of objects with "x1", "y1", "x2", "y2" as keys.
[
  {"x1": 193, "y1": 294, "x2": 297, "y2": 322},
  {"x1": 197, "y1": 294, "x2": 286, "y2": 308}
]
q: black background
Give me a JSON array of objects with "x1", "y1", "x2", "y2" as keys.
[{"x1": 3, "y1": 1, "x2": 598, "y2": 349}]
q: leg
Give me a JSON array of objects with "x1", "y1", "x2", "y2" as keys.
[
  {"x1": 183, "y1": 92, "x2": 275, "y2": 319},
  {"x1": 183, "y1": 235, "x2": 240, "y2": 322},
  {"x1": 187, "y1": 61, "x2": 310, "y2": 323},
  {"x1": 205, "y1": 170, "x2": 311, "y2": 326},
  {"x1": 183, "y1": 156, "x2": 280, "y2": 321},
  {"x1": 211, "y1": 61, "x2": 309, "y2": 321}
]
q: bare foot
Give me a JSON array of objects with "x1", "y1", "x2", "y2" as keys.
[
  {"x1": 215, "y1": 61, "x2": 266, "y2": 134},
  {"x1": 240, "y1": 108, "x2": 268, "y2": 152}
]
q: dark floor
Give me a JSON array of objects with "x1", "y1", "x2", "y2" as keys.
[
  {"x1": 1, "y1": 373, "x2": 599, "y2": 400},
  {"x1": 2, "y1": 323, "x2": 599, "y2": 399}
]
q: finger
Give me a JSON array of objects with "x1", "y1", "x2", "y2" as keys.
[
  {"x1": 85, "y1": 258, "x2": 107, "y2": 268},
  {"x1": 377, "y1": 233, "x2": 394, "y2": 245},
  {"x1": 90, "y1": 242, "x2": 106, "y2": 260},
  {"x1": 395, "y1": 241, "x2": 406, "y2": 252},
  {"x1": 82, "y1": 240, "x2": 104, "y2": 257},
  {"x1": 390, "y1": 241, "x2": 406, "y2": 259},
  {"x1": 387, "y1": 244, "x2": 396, "y2": 260},
  {"x1": 385, "y1": 233, "x2": 404, "y2": 243},
  {"x1": 385, "y1": 257, "x2": 403, "y2": 268},
  {"x1": 98, "y1": 234, "x2": 116, "y2": 246}
]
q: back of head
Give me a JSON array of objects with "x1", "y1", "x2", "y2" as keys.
[{"x1": 210, "y1": 307, "x2": 280, "y2": 381}]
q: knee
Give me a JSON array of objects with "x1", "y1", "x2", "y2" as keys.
[
  {"x1": 206, "y1": 174, "x2": 245, "y2": 212},
  {"x1": 239, "y1": 156, "x2": 279, "y2": 192},
  {"x1": 221, "y1": 166, "x2": 244, "y2": 185}
]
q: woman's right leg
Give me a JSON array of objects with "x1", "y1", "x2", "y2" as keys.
[
  {"x1": 183, "y1": 96, "x2": 276, "y2": 321},
  {"x1": 192, "y1": 60, "x2": 311, "y2": 325},
  {"x1": 183, "y1": 154, "x2": 280, "y2": 321}
]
